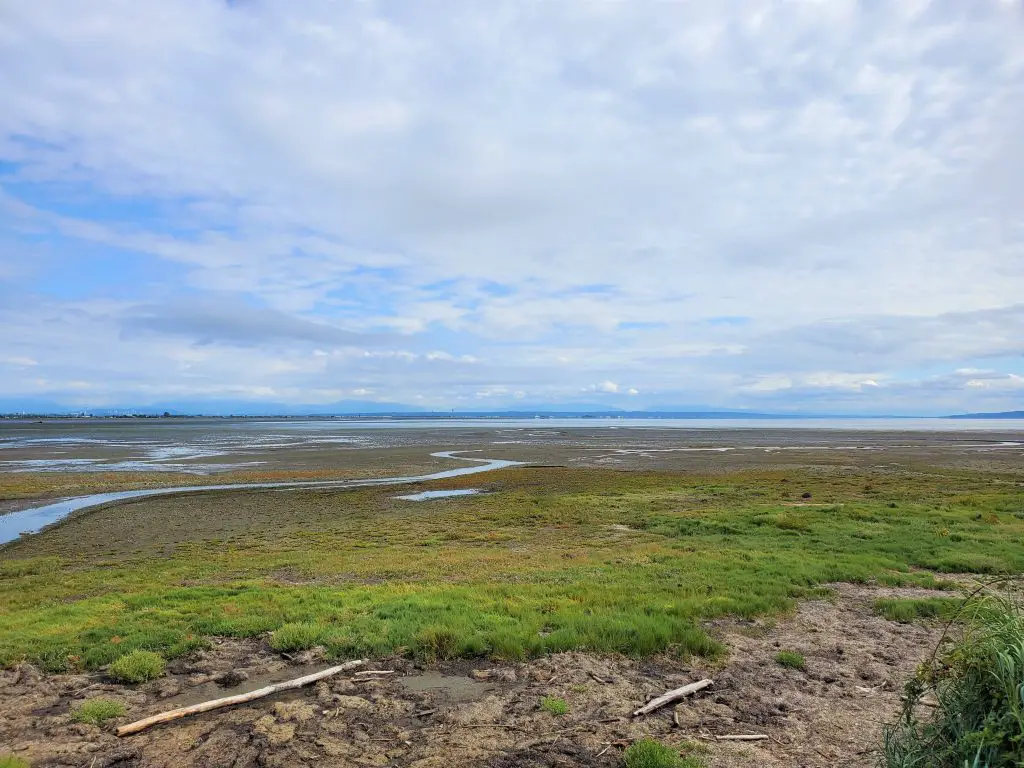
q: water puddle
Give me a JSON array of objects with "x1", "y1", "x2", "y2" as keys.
[
  {"x1": 395, "y1": 489, "x2": 480, "y2": 501},
  {"x1": 157, "y1": 663, "x2": 329, "y2": 710},
  {"x1": 399, "y1": 672, "x2": 494, "y2": 702}
]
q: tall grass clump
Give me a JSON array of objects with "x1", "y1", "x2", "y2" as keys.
[
  {"x1": 881, "y1": 592, "x2": 1024, "y2": 767},
  {"x1": 108, "y1": 649, "x2": 165, "y2": 683},
  {"x1": 269, "y1": 621, "x2": 327, "y2": 652}
]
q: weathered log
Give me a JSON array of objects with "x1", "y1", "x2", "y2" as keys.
[
  {"x1": 632, "y1": 679, "x2": 713, "y2": 717},
  {"x1": 715, "y1": 734, "x2": 769, "y2": 741},
  {"x1": 116, "y1": 659, "x2": 365, "y2": 736}
]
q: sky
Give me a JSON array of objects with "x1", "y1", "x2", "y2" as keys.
[{"x1": 1, "y1": 1, "x2": 1023, "y2": 415}]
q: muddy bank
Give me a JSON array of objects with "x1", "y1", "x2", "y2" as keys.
[
  {"x1": 0, "y1": 582, "x2": 950, "y2": 767},
  {"x1": 0, "y1": 452, "x2": 519, "y2": 545}
]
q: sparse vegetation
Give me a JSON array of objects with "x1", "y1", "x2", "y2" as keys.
[
  {"x1": 774, "y1": 649, "x2": 806, "y2": 670},
  {"x1": 874, "y1": 597, "x2": 963, "y2": 623},
  {"x1": 0, "y1": 757, "x2": 30, "y2": 768},
  {"x1": 624, "y1": 738, "x2": 703, "y2": 768},
  {"x1": 540, "y1": 696, "x2": 569, "y2": 715},
  {"x1": 2, "y1": 467, "x2": 1023, "y2": 669},
  {"x1": 108, "y1": 649, "x2": 165, "y2": 683},
  {"x1": 71, "y1": 698, "x2": 126, "y2": 725},
  {"x1": 882, "y1": 593, "x2": 1024, "y2": 767}
]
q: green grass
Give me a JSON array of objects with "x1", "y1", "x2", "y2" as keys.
[
  {"x1": 624, "y1": 738, "x2": 703, "y2": 768},
  {"x1": 540, "y1": 696, "x2": 569, "y2": 715},
  {"x1": 1, "y1": 467, "x2": 1023, "y2": 670},
  {"x1": 882, "y1": 593, "x2": 1024, "y2": 767},
  {"x1": 774, "y1": 649, "x2": 806, "y2": 670},
  {"x1": 108, "y1": 649, "x2": 165, "y2": 683},
  {"x1": 269, "y1": 621, "x2": 327, "y2": 652},
  {"x1": 71, "y1": 698, "x2": 127, "y2": 725},
  {"x1": 875, "y1": 597, "x2": 964, "y2": 623},
  {"x1": 0, "y1": 757, "x2": 29, "y2": 768}
]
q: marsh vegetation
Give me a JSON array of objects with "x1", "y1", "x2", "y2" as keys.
[{"x1": 3, "y1": 466, "x2": 1022, "y2": 673}]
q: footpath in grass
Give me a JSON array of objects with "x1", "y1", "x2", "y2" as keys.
[{"x1": 1, "y1": 467, "x2": 1022, "y2": 672}]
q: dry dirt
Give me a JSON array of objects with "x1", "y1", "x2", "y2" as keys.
[{"x1": 0, "y1": 582, "x2": 954, "y2": 768}]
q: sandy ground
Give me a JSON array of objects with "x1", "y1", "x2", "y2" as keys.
[{"x1": 0, "y1": 581, "x2": 953, "y2": 768}]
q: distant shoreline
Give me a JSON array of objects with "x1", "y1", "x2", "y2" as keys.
[{"x1": 2, "y1": 411, "x2": 1023, "y2": 420}]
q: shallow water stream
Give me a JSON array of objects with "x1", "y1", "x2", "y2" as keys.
[{"x1": 0, "y1": 451, "x2": 520, "y2": 545}]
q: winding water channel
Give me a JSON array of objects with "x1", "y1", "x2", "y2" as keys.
[{"x1": 0, "y1": 451, "x2": 521, "y2": 546}]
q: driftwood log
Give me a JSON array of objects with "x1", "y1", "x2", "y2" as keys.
[
  {"x1": 116, "y1": 659, "x2": 366, "y2": 736},
  {"x1": 715, "y1": 734, "x2": 769, "y2": 741},
  {"x1": 632, "y1": 678, "x2": 713, "y2": 716}
]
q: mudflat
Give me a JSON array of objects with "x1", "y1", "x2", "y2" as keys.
[{"x1": 0, "y1": 420, "x2": 1022, "y2": 766}]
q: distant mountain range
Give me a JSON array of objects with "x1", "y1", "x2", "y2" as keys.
[
  {"x1": 947, "y1": 411, "x2": 1024, "y2": 419},
  {"x1": 1, "y1": 397, "x2": 1021, "y2": 419},
  {"x1": 0, "y1": 397, "x2": 792, "y2": 418}
]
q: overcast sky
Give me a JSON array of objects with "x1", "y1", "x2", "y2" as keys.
[{"x1": 1, "y1": 1, "x2": 1023, "y2": 414}]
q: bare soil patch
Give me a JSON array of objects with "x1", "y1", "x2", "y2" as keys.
[{"x1": 0, "y1": 582, "x2": 949, "y2": 767}]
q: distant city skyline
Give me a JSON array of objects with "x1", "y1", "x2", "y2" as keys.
[{"x1": 2, "y1": 2, "x2": 1023, "y2": 415}]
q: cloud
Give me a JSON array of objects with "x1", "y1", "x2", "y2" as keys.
[
  {"x1": 123, "y1": 297, "x2": 386, "y2": 348},
  {"x1": 0, "y1": 2, "x2": 1022, "y2": 412}
]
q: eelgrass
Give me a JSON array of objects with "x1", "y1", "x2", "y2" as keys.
[{"x1": 881, "y1": 589, "x2": 1024, "y2": 767}]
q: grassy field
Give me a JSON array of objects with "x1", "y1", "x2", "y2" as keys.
[{"x1": 1, "y1": 466, "x2": 1023, "y2": 672}]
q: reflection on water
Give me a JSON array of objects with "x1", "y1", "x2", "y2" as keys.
[{"x1": 0, "y1": 452, "x2": 520, "y2": 545}]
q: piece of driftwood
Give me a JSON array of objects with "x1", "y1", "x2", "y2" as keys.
[
  {"x1": 632, "y1": 679, "x2": 713, "y2": 716},
  {"x1": 116, "y1": 660, "x2": 365, "y2": 736},
  {"x1": 715, "y1": 734, "x2": 769, "y2": 741}
]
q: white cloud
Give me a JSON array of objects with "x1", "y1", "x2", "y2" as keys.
[{"x1": 0, "y1": 2, "x2": 1022, "y2": 412}]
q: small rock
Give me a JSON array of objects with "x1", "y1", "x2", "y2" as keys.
[
  {"x1": 494, "y1": 669, "x2": 518, "y2": 683},
  {"x1": 153, "y1": 678, "x2": 183, "y2": 699},
  {"x1": 330, "y1": 679, "x2": 358, "y2": 695},
  {"x1": 13, "y1": 663, "x2": 43, "y2": 686},
  {"x1": 470, "y1": 669, "x2": 491, "y2": 681},
  {"x1": 292, "y1": 646, "x2": 327, "y2": 665},
  {"x1": 214, "y1": 669, "x2": 249, "y2": 687}
]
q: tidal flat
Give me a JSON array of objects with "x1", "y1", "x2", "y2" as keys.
[{"x1": 1, "y1": 419, "x2": 1022, "y2": 766}]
